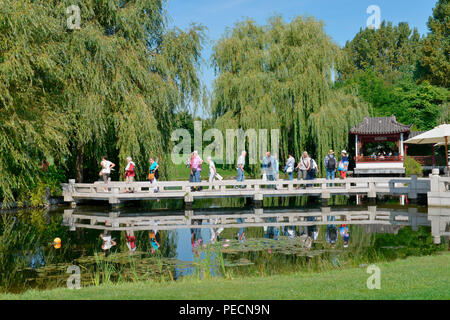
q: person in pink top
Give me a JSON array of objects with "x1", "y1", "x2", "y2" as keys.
[{"x1": 191, "y1": 151, "x2": 203, "y2": 191}]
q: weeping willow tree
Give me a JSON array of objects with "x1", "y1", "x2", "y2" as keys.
[
  {"x1": 211, "y1": 16, "x2": 369, "y2": 175},
  {"x1": 0, "y1": 0, "x2": 204, "y2": 204}
]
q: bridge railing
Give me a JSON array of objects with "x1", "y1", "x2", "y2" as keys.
[
  {"x1": 63, "y1": 207, "x2": 428, "y2": 231},
  {"x1": 63, "y1": 176, "x2": 430, "y2": 199}
]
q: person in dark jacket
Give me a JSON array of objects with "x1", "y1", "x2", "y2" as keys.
[{"x1": 324, "y1": 149, "x2": 336, "y2": 181}]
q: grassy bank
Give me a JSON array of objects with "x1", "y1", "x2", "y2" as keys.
[
  {"x1": 168, "y1": 163, "x2": 239, "y2": 181},
  {"x1": 2, "y1": 253, "x2": 449, "y2": 300}
]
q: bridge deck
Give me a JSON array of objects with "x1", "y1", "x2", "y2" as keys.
[
  {"x1": 63, "y1": 177, "x2": 432, "y2": 205},
  {"x1": 63, "y1": 207, "x2": 431, "y2": 231}
]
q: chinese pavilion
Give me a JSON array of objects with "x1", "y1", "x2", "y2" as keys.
[{"x1": 350, "y1": 116, "x2": 412, "y2": 176}]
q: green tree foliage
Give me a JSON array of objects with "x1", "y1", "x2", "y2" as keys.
[
  {"x1": 211, "y1": 16, "x2": 369, "y2": 175},
  {"x1": 0, "y1": 0, "x2": 204, "y2": 204},
  {"x1": 339, "y1": 71, "x2": 449, "y2": 130},
  {"x1": 339, "y1": 21, "x2": 422, "y2": 83},
  {"x1": 416, "y1": 0, "x2": 450, "y2": 87}
]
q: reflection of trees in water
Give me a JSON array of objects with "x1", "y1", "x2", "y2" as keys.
[
  {"x1": 131, "y1": 230, "x2": 177, "y2": 258},
  {"x1": 0, "y1": 208, "x2": 184, "y2": 293},
  {"x1": 263, "y1": 195, "x2": 354, "y2": 207},
  {"x1": 141, "y1": 199, "x2": 184, "y2": 210},
  {"x1": 133, "y1": 194, "x2": 356, "y2": 211},
  {"x1": 217, "y1": 223, "x2": 446, "y2": 276},
  {"x1": 0, "y1": 209, "x2": 72, "y2": 292},
  {"x1": 193, "y1": 197, "x2": 247, "y2": 209}
]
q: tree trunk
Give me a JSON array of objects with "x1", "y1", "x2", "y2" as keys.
[{"x1": 76, "y1": 142, "x2": 84, "y2": 183}]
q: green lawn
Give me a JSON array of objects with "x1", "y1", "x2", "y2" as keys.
[
  {"x1": 167, "y1": 163, "x2": 291, "y2": 181},
  {"x1": 2, "y1": 253, "x2": 449, "y2": 300},
  {"x1": 168, "y1": 163, "x2": 240, "y2": 181}
]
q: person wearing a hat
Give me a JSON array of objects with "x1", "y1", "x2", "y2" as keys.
[{"x1": 338, "y1": 150, "x2": 349, "y2": 179}]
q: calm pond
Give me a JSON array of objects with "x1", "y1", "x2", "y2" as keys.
[{"x1": 1, "y1": 196, "x2": 449, "y2": 294}]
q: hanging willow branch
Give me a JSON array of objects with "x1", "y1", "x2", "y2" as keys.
[
  {"x1": 0, "y1": 0, "x2": 204, "y2": 203},
  {"x1": 211, "y1": 16, "x2": 369, "y2": 175}
]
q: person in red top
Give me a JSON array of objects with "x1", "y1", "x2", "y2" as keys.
[{"x1": 124, "y1": 156, "x2": 136, "y2": 193}]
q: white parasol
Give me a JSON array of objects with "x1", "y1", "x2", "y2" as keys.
[{"x1": 405, "y1": 124, "x2": 450, "y2": 170}]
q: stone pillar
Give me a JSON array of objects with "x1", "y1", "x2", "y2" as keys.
[
  {"x1": 254, "y1": 193, "x2": 263, "y2": 201},
  {"x1": 429, "y1": 216, "x2": 441, "y2": 244},
  {"x1": 429, "y1": 169, "x2": 440, "y2": 192},
  {"x1": 368, "y1": 182, "x2": 376, "y2": 199},
  {"x1": 253, "y1": 193, "x2": 263, "y2": 208},
  {"x1": 408, "y1": 175, "x2": 418, "y2": 199},
  {"x1": 368, "y1": 206, "x2": 377, "y2": 222},
  {"x1": 184, "y1": 192, "x2": 194, "y2": 210},
  {"x1": 63, "y1": 179, "x2": 76, "y2": 204},
  {"x1": 400, "y1": 133, "x2": 404, "y2": 158},
  {"x1": 408, "y1": 207, "x2": 419, "y2": 231}
]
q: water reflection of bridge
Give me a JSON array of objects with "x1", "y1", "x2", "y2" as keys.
[{"x1": 62, "y1": 206, "x2": 450, "y2": 244}]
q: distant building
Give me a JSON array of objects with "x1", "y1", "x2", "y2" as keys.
[{"x1": 350, "y1": 116, "x2": 424, "y2": 176}]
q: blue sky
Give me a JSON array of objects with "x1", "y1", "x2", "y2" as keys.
[{"x1": 166, "y1": 0, "x2": 437, "y2": 93}]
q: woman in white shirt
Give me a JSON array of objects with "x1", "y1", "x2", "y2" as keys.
[
  {"x1": 207, "y1": 156, "x2": 217, "y2": 190},
  {"x1": 99, "y1": 156, "x2": 115, "y2": 191},
  {"x1": 100, "y1": 231, "x2": 116, "y2": 254}
]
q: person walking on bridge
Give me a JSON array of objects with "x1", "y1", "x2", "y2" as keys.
[
  {"x1": 296, "y1": 151, "x2": 311, "y2": 189},
  {"x1": 262, "y1": 152, "x2": 276, "y2": 188},
  {"x1": 338, "y1": 150, "x2": 349, "y2": 179},
  {"x1": 236, "y1": 150, "x2": 246, "y2": 189},
  {"x1": 273, "y1": 154, "x2": 279, "y2": 181},
  {"x1": 285, "y1": 153, "x2": 295, "y2": 181},
  {"x1": 191, "y1": 151, "x2": 203, "y2": 191},
  {"x1": 124, "y1": 156, "x2": 136, "y2": 193},
  {"x1": 324, "y1": 150, "x2": 337, "y2": 181},
  {"x1": 207, "y1": 156, "x2": 218, "y2": 190},
  {"x1": 99, "y1": 156, "x2": 115, "y2": 192},
  {"x1": 148, "y1": 158, "x2": 159, "y2": 192}
]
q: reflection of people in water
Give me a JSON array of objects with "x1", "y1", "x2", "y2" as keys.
[
  {"x1": 100, "y1": 231, "x2": 116, "y2": 255},
  {"x1": 191, "y1": 220, "x2": 205, "y2": 257},
  {"x1": 264, "y1": 218, "x2": 280, "y2": 240},
  {"x1": 306, "y1": 216, "x2": 319, "y2": 241},
  {"x1": 148, "y1": 230, "x2": 160, "y2": 254},
  {"x1": 209, "y1": 218, "x2": 224, "y2": 244},
  {"x1": 283, "y1": 226, "x2": 296, "y2": 239},
  {"x1": 126, "y1": 230, "x2": 137, "y2": 253},
  {"x1": 25, "y1": 246, "x2": 46, "y2": 269},
  {"x1": 236, "y1": 218, "x2": 246, "y2": 242},
  {"x1": 339, "y1": 224, "x2": 350, "y2": 248},
  {"x1": 326, "y1": 224, "x2": 338, "y2": 248}
]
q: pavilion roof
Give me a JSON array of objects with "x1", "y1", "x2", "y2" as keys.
[{"x1": 350, "y1": 116, "x2": 412, "y2": 135}]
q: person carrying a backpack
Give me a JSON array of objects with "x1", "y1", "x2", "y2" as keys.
[
  {"x1": 326, "y1": 224, "x2": 338, "y2": 249},
  {"x1": 324, "y1": 149, "x2": 336, "y2": 182}
]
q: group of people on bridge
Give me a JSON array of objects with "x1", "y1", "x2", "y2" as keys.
[
  {"x1": 97, "y1": 149, "x2": 350, "y2": 191},
  {"x1": 231, "y1": 149, "x2": 350, "y2": 189},
  {"x1": 99, "y1": 156, "x2": 159, "y2": 193}
]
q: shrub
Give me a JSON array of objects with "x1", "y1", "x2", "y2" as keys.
[{"x1": 404, "y1": 156, "x2": 423, "y2": 177}]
